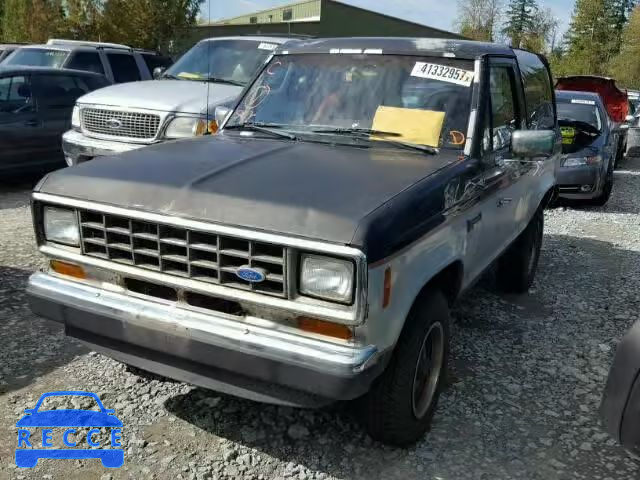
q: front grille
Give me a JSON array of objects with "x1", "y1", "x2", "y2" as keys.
[
  {"x1": 81, "y1": 108, "x2": 161, "y2": 139},
  {"x1": 78, "y1": 210, "x2": 287, "y2": 297}
]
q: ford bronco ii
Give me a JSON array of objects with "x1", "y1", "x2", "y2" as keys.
[{"x1": 27, "y1": 38, "x2": 559, "y2": 445}]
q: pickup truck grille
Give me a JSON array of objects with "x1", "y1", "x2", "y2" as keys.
[
  {"x1": 78, "y1": 210, "x2": 287, "y2": 297},
  {"x1": 81, "y1": 108, "x2": 161, "y2": 140}
]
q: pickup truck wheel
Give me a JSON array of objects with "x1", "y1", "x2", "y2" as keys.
[
  {"x1": 496, "y1": 210, "x2": 543, "y2": 294},
  {"x1": 358, "y1": 289, "x2": 450, "y2": 446}
]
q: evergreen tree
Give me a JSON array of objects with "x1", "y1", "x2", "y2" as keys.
[
  {"x1": 502, "y1": 0, "x2": 537, "y2": 48},
  {"x1": 562, "y1": 0, "x2": 618, "y2": 75},
  {"x1": 609, "y1": 6, "x2": 640, "y2": 88}
]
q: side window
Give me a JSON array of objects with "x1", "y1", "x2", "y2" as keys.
[
  {"x1": 33, "y1": 75, "x2": 91, "y2": 110},
  {"x1": 485, "y1": 66, "x2": 519, "y2": 152},
  {"x1": 66, "y1": 51, "x2": 105, "y2": 75},
  {"x1": 515, "y1": 50, "x2": 555, "y2": 130},
  {"x1": 141, "y1": 53, "x2": 173, "y2": 73},
  {"x1": 0, "y1": 75, "x2": 33, "y2": 113},
  {"x1": 106, "y1": 53, "x2": 141, "y2": 83}
]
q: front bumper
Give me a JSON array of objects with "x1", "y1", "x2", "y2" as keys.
[
  {"x1": 27, "y1": 273, "x2": 384, "y2": 407},
  {"x1": 556, "y1": 163, "x2": 602, "y2": 199},
  {"x1": 600, "y1": 320, "x2": 640, "y2": 453},
  {"x1": 62, "y1": 130, "x2": 150, "y2": 167}
]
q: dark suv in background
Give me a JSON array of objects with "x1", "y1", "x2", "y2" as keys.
[
  {"x1": 3, "y1": 39, "x2": 172, "y2": 84},
  {"x1": 0, "y1": 67, "x2": 111, "y2": 176}
]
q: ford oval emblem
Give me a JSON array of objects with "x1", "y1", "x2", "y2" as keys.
[
  {"x1": 236, "y1": 266, "x2": 267, "y2": 283},
  {"x1": 106, "y1": 118, "x2": 122, "y2": 129}
]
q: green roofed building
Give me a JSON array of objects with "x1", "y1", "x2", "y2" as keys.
[{"x1": 188, "y1": 0, "x2": 464, "y2": 48}]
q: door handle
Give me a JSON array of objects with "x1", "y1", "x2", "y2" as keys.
[
  {"x1": 467, "y1": 213, "x2": 482, "y2": 232},
  {"x1": 24, "y1": 119, "x2": 39, "y2": 127},
  {"x1": 498, "y1": 197, "x2": 513, "y2": 207}
]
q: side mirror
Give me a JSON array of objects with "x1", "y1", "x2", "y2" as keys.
[
  {"x1": 512, "y1": 130, "x2": 555, "y2": 158},
  {"x1": 214, "y1": 106, "x2": 232, "y2": 129},
  {"x1": 153, "y1": 66, "x2": 166, "y2": 80}
]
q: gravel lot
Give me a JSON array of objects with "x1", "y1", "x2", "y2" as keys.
[{"x1": 1, "y1": 160, "x2": 640, "y2": 480}]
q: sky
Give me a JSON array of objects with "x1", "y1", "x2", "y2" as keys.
[{"x1": 200, "y1": 0, "x2": 575, "y2": 38}]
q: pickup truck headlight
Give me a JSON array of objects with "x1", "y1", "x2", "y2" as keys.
[
  {"x1": 43, "y1": 207, "x2": 79, "y2": 246},
  {"x1": 71, "y1": 106, "x2": 80, "y2": 130},
  {"x1": 563, "y1": 155, "x2": 601, "y2": 167},
  {"x1": 165, "y1": 117, "x2": 207, "y2": 139},
  {"x1": 299, "y1": 254, "x2": 354, "y2": 304}
]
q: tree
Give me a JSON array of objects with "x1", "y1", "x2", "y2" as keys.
[
  {"x1": 609, "y1": 6, "x2": 640, "y2": 88},
  {"x1": 520, "y1": 8, "x2": 559, "y2": 53},
  {"x1": 456, "y1": 0, "x2": 501, "y2": 41},
  {"x1": 99, "y1": 0, "x2": 203, "y2": 52},
  {"x1": 502, "y1": 0, "x2": 537, "y2": 48},
  {"x1": 62, "y1": 0, "x2": 102, "y2": 40},
  {"x1": 2, "y1": 0, "x2": 64, "y2": 42},
  {"x1": 561, "y1": 0, "x2": 618, "y2": 75}
]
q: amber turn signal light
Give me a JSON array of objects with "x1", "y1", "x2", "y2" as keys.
[
  {"x1": 50, "y1": 260, "x2": 86, "y2": 279},
  {"x1": 297, "y1": 316, "x2": 353, "y2": 340}
]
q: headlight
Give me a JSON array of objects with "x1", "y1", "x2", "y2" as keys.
[
  {"x1": 563, "y1": 155, "x2": 601, "y2": 167},
  {"x1": 43, "y1": 207, "x2": 79, "y2": 246},
  {"x1": 71, "y1": 106, "x2": 80, "y2": 130},
  {"x1": 299, "y1": 254, "x2": 354, "y2": 303},
  {"x1": 164, "y1": 117, "x2": 207, "y2": 139}
]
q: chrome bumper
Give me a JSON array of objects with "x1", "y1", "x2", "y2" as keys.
[
  {"x1": 27, "y1": 273, "x2": 383, "y2": 406},
  {"x1": 62, "y1": 130, "x2": 149, "y2": 167}
]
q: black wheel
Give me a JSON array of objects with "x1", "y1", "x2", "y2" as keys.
[
  {"x1": 496, "y1": 209, "x2": 543, "y2": 294},
  {"x1": 357, "y1": 289, "x2": 450, "y2": 446},
  {"x1": 588, "y1": 163, "x2": 614, "y2": 206}
]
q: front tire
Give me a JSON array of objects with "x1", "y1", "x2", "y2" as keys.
[
  {"x1": 358, "y1": 289, "x2": 450, "y2": 446},
  {"x1": 587, "y1": 163, "x2": 614, "y2": 206},
  {"x1": 496, "y1": 209, "x2": 543, "y2": 293}
]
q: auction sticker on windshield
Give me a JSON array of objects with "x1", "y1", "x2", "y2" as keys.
[
  {"x1": 258, "y1": 42, "x2": 277, "y2": 51},
  {"x1": 571, "y1": 99, "x2": 596, "y2": 105},
  {"x1": 411, "y1": 62, "x2": 474, "y2": 87}
]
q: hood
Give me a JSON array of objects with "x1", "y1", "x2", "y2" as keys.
[
  {"x1": 38, "y1": 135, "x2": 458, "y2": 245},
  {"x1": 556, "y1": 76, "x2": 628, "y2": 123},
  {"x1": 77, "y1": 79, "x2": 243, "y2": 115},
  {"x1": 16, "y1": 410, "x2": 123, "y2": 427}
]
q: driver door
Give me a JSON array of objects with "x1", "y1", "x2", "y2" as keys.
[
  {"x1": 477, "y1": 58, "x2": 526, "y2": 263},
  {"x1": 0, "y1": 74, "x2": 40, "y2": 173}
]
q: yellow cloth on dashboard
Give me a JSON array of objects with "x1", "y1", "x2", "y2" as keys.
[{"x1": 372, "y1": 106, "x2": 445, "y2": 147}]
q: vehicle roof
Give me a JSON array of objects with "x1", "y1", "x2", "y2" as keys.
[
  {"x1": 0, "y1": 65, "x2": 108, "y2": 78},
  {"x1": 275, "y1": 37, "x2": 516, "y2": 59},
  {"x1": 555, "y1": 90, "x2": 603, "y2": 102},
  {"x1": 200, "y1": 35, "x2": 296, "y2": 44}
]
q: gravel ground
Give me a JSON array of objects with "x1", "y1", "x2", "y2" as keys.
[{"x1": 1, "y1": 160, "x2": 640, "y2": 480}]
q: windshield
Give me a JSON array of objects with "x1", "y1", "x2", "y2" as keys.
[
  {"x1": 165, "y1": 39, "x2": 278, "y2": 85},
  {"x1": 226, "y1": 54, "x2": 474, "y2": 150},
  {"x1": 5, "y1": 48, "x2": 69, "y2": 67},
  {"x1": 557, "y1": 101, "x2": 602, "y2": 131}
]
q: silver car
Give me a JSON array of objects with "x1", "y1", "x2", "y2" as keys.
[{"x1": 61, "y1": 36, "x2": 299, "y2": 166}]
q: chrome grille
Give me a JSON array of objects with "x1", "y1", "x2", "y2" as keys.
[
  {"x1": 81, "y1": 108, "x2": 161, "y2": 139},
  {"x1": 78, "y1": 210, "x2": 287, "y2": 297}
]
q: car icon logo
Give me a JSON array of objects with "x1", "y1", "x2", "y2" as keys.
[
  {"x1": 236, "y1": 266, "x2": 267, "y2": 283},
  {"x1": 106, "y1": 118, "x2": 122, "y2": 129},
  {"x1": 15, "y1": 391, "x2": 124, "y2": 468}
]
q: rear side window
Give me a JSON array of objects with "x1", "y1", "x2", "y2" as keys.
[
  {"x1": 515, "y1": 50, "x2": 555, "y2": 130},
  {"x1": 142, "y1": 53, "x2": 173, "y2": 73},
  {"x1": 66, "y1": 51, "x2": 105, "y2": 75},
  {"x1": 106, "y1": 53, "x2": 141, "y2": 83},
  {"x1": 32, "y1": 74, "x2": 93, "y2": 109}
]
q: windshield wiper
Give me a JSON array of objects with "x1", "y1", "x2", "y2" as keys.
[
  {"x1": 161, "y1": 73, "x2": 182, "y2": 80},
  {"x1": 311, "y1": 127, "x2": 437, "y2": 154},
  {"x1": 311, "y1": 127, "x2": 402, "y2": 137},
  {"x1": 205, "y1": 76, "x2": 245, "y2": 87},
  {"x1": 224, "y1": 122, "x2": 297, "y2": 140}
]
